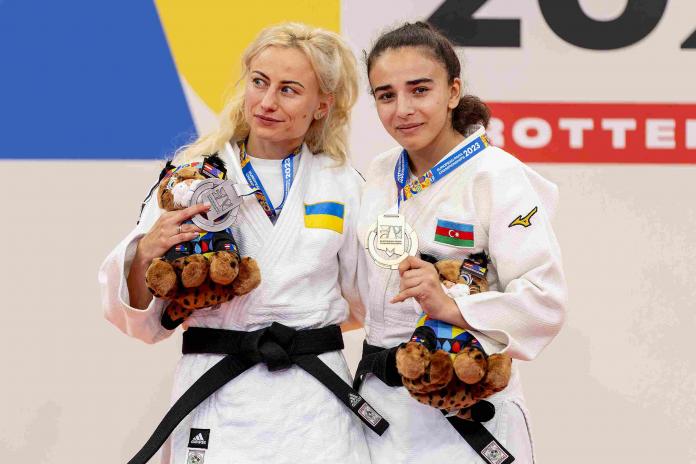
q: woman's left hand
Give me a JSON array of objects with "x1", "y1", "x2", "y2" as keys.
[{"x1": 390, "y1": 256, "x2": 470, "y2": 328}]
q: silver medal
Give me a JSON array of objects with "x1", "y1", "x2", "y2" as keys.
[
  {"x1": 189, "y1": 178, "x2": 251, "y2": 231},
  {"x1": 366, "y1": 213, "x2": 418, "y2": 269}
]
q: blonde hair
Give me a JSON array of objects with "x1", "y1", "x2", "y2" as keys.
[{"x1": 175, "y1": 22, "x2": 358, "y2": 164}]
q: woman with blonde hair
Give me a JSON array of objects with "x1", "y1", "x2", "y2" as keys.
[{"x1": 99, "y1": 23, "x2": 382, "y2": 463}]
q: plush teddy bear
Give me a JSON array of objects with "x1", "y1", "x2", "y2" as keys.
[
  {"x1": 144, "y1": 155, "x2": 261, "y2": 329},
  {"x1": 395, "y1": 252, "x2": 512, "y2": 420}
]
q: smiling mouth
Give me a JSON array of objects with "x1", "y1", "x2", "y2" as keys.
[
  {"x1": 255, "y1": 114, "x2": 283, "y2": 122},
  {"x1": 396, "y1": 123, "x2": 424, "y2": 131}
]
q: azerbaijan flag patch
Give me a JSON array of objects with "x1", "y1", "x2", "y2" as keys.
[{"x1": 434, "y1": 219, "x2": 474, "y2": 248}]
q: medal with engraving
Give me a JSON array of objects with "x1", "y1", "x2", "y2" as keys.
[
  {"x1": 366, "y1": 213, "x2": 419, "y2": 269},
  {"x1": 190, "y1": 178, "x2": 256, "y2": 232},
  {"x1": 366, "y1": 131, "x2": 490, "y2": 268}
]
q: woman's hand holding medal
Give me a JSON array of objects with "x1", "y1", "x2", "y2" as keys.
[
  {"x1": 135, "y1": 203, "x2": 209, "y2": 264},
  {"x1": 127, "y1": 203, "x2": 209, "y2": 310},
  {"x1": 391, "y1": 256, "x2": 472, "y2": 330}
]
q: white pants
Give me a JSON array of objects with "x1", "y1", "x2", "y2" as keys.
[
  {"x1": 360, "y1": 362, "x2": 535, "y2": 464},
  {"x1": 159, "y1": 350, "x2": 370, "y2": 463}
]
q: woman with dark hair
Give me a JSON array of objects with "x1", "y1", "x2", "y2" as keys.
[{"x1": 355, "y1": 22, "x2": 567, "y2": 462}]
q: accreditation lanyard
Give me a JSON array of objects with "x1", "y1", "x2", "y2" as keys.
[
  {"x1": 394, "y1": 133, "x2": 489, "y2": 208},
  {"x1": 240, "y1": 141, "x2": 299, "y2": 221}
]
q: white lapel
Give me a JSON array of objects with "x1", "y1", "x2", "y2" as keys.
[
  {"x1": 255, "y1": 143, "x2": 312, "y2": 268},
  {"x1": 400, "y1": 126, "x2": 487, "y2": 228},
  {"x1": 222, "y1": 141, "x2": 312, "y2": 268}
]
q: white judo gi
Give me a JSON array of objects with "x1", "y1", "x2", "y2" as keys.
[
  {"x1": 357, "y1": 126, "x2": 567, "y2": 463},
  {"x1": 99, "y1": 142, "x2": 371, "y2": 464}
]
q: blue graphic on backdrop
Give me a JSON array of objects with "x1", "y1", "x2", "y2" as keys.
[{"x1": 0, "y1": 0, "x2": 195, "y2": 159}]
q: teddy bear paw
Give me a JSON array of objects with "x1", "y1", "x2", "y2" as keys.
[
  {"x1": 395, "y1": 342, "x2": 429, "y2": 380},
  {"x1": 481, "y1": 353, "x2": 512, "y2": 392},
  {"x1": 209, "y1": 251, "x2": 239, "y2": 285},
  {"x1": 232, "y1": 257, "x2": 261, "y2": 296},
  {"x1": 145, "y1": 258, "x2": 178, "y2": 298},
  {"x1": 453, "y1": 346, "x2": 488, "y2": 384},
  {"x1": 175, "y1": 254, "x2": 210, "y2": 288},
  {"x1": 425, "y1": 349, "x2": 455, "y2": 388}
]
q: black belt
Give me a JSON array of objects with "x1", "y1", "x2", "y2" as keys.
[
  {"x1": 355, "y1": 341, "x2": 515, "y2": 464},
  {"x1": 354, "y1": 340, "x2": 403, "y2": 390},
  {"x1": 128, "y1": 323, "x2": 389, "y2": 464}
]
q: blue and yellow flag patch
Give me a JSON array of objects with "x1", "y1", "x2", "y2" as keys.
[{"x1": 304, "y1": 202, "x2": 344, "y2": 233}]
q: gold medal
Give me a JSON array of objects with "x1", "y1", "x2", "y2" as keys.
[{"x1": 366, "y1": 213, "x2": 419, "y2": 269}]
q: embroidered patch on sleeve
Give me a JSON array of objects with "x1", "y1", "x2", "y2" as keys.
[
  {"x1": 508, "y1": 206, "x2": 538, "y2": 228},
  {"x1": 304, "y1": 201, "x2": 344, "y2": 233},
  {"x1": 434, "y1": 219, "x2": 474, "y2": 248}
]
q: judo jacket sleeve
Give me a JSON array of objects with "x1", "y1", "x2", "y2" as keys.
[
  {"x1": 98, "y1": 188, "x2": 175, "y2": 344},
  {"x1": 337, "y1": 169, "x2": 368, "y2": 326},
  {"x1": 455, "y1": 164, "x2": 567, "y2": 361}
]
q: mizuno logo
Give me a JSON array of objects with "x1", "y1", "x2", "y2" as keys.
[{"x1": 509, "y1": 206, "x2": 538, "y2": 228}]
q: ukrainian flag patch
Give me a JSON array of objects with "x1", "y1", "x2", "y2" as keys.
[{"x1": 304, "y1": 201, "x2": 344, "y2": 233}]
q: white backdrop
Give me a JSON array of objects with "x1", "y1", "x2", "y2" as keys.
[{"x1": 2, "y1": 1, "x2": 696, "y2": 462}]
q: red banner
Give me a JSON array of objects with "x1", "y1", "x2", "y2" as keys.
[{"x1": 487, "y1": 102, "x2": 696, "y2": 163}]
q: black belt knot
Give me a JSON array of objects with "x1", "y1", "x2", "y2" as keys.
[
  {"x1": 128, "y1": 324, "x2": 389, "y2": 464},
  {"x1": 240, "y1": 322, "x2": 297, "y2": 371}
]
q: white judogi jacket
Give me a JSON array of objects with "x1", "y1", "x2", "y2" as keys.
[
  {"x1": 357, "y1": 126, "x2": 567, "y2": 463},
  {"x1": 99, "y1": 142, "x2": 370, "y2": 464}
]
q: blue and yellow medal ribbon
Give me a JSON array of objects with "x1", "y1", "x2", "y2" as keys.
[
  {"x1": 239, "y1": 141, "x2": 300, "y2": 222},
  {"x1": 395, "y1": 133, "x2": 489, "y2": 207}
]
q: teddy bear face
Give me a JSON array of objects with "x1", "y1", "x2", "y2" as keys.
[
  {"x1": 157, "y1": 166, "x2": 206, "y2": 212},
  {"x1": 434, "y1": 256, "x2": 489, "y2": 294}
]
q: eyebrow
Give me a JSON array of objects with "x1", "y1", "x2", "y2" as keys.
[
  {"x1": 406, "y1": 78, "x2": 434, "y2": 86},
  {"x1": 251, "y1": 70, "x2": 305, "y2": 89},
  {"x1": 372, "y1": 78, "x2": 434, "y2": 94}
]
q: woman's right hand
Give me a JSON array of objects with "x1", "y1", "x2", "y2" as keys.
[
  {"x1": 127, "y1": 203, "x2": 209, "y2": 309},
  {"x1": 135, "y1": 203, "x2": 210, "y2": 264}
]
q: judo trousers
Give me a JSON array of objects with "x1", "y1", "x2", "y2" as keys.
[{"x1": 129, "y1": 323, "x2": 389, "y2": 464}]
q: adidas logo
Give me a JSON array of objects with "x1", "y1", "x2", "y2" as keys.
[
  {"x1": 188, "y1": 428, "x2": 210, "y2": 449},
  {"x1": 349, "y1": 393, "x2": 362, "y2": 408},
  {"x1": 191, "y1": 433, "x2": 206, "y2": 445}
]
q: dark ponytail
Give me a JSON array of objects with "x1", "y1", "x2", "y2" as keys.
[
  {"x1": 452, "y1": 94, "x2": 490, "y2": 133},
  {"x1": 366, "y1": 21, "x2": 490, "y2": 133}
]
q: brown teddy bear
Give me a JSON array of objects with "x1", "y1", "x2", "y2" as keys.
[
  {"x1": 144, "y1": 155, "x2": 261, "y2": 329},
  {"x1": 395, "y1": 252, "x2": 512, "y2": 420}
]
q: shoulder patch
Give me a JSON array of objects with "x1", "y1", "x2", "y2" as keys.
[{"x1": 509, "y1": 206, "x2": 538, "y2": 228}]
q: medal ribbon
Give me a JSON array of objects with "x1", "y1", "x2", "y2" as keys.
[
  {"x1": 239, "y1": 141, "x2": 299, "y2": 221},
  {"x1": 394, "y1": 133, "x2": 489, "y2": 207}
]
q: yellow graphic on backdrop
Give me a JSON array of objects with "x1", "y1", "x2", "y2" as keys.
[{"x1": 153, "y1": 1, "x2": 340, "y2": 113}]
